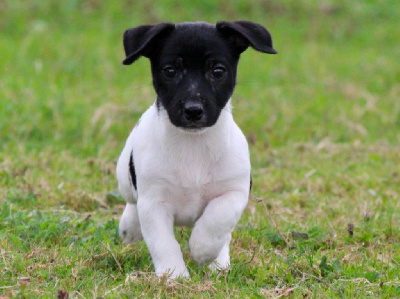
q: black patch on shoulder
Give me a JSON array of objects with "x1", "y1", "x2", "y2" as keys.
[
  {"x1": 129, "y1": 150, "x2": 137, "y2": 190},
  {"x1": 250, "y1": 175, "x2": 253, "y2": 191},
  {"x1": 135, "y1": 117, "x2": 141, "y2": 127}
]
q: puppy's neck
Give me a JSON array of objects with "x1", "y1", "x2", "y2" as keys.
[{"x1": 157, "y1": 101, "x2": 233, "y2": 162}]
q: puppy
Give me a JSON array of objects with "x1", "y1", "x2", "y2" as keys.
[{"x1": 117, "y1": 21, "x2": 276, "y2": 278}]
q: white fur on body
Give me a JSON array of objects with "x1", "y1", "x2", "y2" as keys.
[{"x1": 117, "y1": 101, "x2": 250, "y2": 278}]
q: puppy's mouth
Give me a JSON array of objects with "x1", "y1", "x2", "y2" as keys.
[
  {"x1": 161, "y1": 100, "x2": 216, "y2": 132},
  {"x1": 177, "y1": 113, "x2": 209, "y2": 131},
  {"x1": 185, "y1": 122, "x2": 204, "y2": 128},
  {"x1": 178, "y1": 126, "x2": 209, "y2": 134},
  {"x1": 179, "y1": 121, "x2": 208, "y2": 132}
]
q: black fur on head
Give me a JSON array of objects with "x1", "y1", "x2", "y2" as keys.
[{"x1": 123, "y1": 21, "x2": 277, "y2": 130}]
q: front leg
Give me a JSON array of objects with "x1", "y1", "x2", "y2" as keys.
[
  {"x1": 208, "y1": 234, "x2": 231, "y2": 272},
  {"x1": 137, "y1": 199, "x2": 189, "y2": 278},
  {"x1": 189, "y1": 190, "x2": 248, "y2": 265}
]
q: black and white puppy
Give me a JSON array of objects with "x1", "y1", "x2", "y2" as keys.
[{"x1": 117, "y1": 21, "x2": 276, "y2": 278}]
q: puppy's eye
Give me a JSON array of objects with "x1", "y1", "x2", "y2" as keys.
[
  {"x1": 163, "y1": 66, "x2": 177, "y2": 78},
  {"x1": 211, "y1": 66, "x2": 226, "y2": 79}
]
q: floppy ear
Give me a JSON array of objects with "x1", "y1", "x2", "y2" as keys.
[
  {"x1": 216, "y1": 21, "x2": 277, "y2": 55},
  {"x1": 123, "y1": 22, "x2": 175, "y2": 65}
]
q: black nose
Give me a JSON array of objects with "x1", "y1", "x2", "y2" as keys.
[{"x1": 184, "y1": 102, "x2": 204, "y2": 121}]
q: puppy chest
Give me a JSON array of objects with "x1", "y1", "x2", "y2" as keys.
[
  {"x1": 168, "y1": 186, "x2": 218, "y2": 227},
  {"x1": 171, "y1": 164, "x2": 212, "y2": 187}
]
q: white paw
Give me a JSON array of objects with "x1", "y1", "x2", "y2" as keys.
[
  {"x1": 119, "y1": 204, "x2": 143, "y2": 244},
  {"x1": 189, "y1": 226, "x2": 227, "y2": 265},
  {"x1": 156, "y1": 267, "x2": 190, "y2": 279},
  {"x1": 208, "y1": 242, "x2": 230, "y2": 272},
  {"x1": 208, "y1": 260, "x2": 230, "y2": 272}
]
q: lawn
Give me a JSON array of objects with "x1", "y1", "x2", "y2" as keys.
[{"x1": 1, "y1": 0, "x2": 399, "y2": 297}]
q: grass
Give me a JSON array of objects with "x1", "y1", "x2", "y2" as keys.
[{"x1": 1, "y1": 0, "x2": 399, "y2": 297}]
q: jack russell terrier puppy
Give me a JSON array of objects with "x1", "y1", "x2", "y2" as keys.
[{"x1": 116, "y1": 21, "x2": 277, "y2": 278}]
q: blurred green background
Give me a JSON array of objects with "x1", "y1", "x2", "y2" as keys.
[{"x1": 1, "y1": 0, "x2": 399, "y2": 157}]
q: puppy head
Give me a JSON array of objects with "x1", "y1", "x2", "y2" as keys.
[{"x1": 123, "y1": 21, "x2": 277, "y2": 131}]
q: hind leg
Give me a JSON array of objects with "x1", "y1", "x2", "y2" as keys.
[{"x1": 119, "y1": 203, "x2": 143, "y2": 243}]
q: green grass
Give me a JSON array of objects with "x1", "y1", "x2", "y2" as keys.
[{"x1": 1, "y1": 0, "x2": 399, "y2": 297}]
